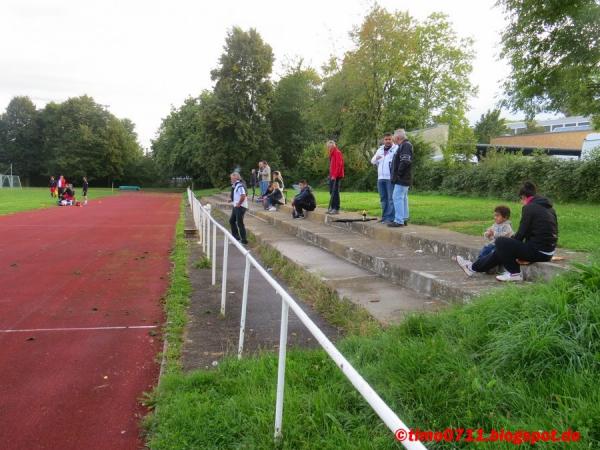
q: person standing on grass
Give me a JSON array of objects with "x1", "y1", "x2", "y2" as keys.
[
  {"x1": 456, "y1": 181, "x2": 558, "y2": 282},
  {"x1": 57, "y1": 175, "x2": 66, "y2": 198},
  {"x1": 388, "y1": 129, "x2": 413, "y2": 228},
  {"x1": 258, "y1": 160, "x2": 271, "y2": 198},
  {"x1": 49, "y1": 176, "x2": 57, "y2": 198},
  {"x1": 229, "y1": 172, "x2": 249, "y2": 245},
  {"x1": 327, "y1": 140, "x2": 344, "y2": 215},
  {"x1": 371, "y1": 132, "x2": 397, "y2": 223},
  {"x1": 250, "y1": 168, "x2": 258, "y2": 201},
  {"x1": 82, "y1": 177, "x2": 89, "y2": 205}
]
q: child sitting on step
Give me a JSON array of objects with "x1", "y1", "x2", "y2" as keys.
[
  {"x1": 263, "y1": 181, "x2": 284, "y2": 211},
  {"x1": 479, "y1": 205, "x2": 513, "y2": 258}
]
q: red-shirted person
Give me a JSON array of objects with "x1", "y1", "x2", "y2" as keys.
[{"x1": 326, "y1": 140, "x2": 344, "y2": 215}]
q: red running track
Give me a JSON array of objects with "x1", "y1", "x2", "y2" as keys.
[{"x1": 0, "y1": 192, "x2": 181, "y2": 450}]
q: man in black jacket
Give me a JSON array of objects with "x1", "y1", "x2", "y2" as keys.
[
  {"x1": 388, "y1": 129, "x2": 413, "y2": 227},
  {"x1": 456, "y1": 181, "x2": 558, "y2": 282}
]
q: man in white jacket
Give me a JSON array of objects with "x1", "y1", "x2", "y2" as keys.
[{"x1": 370, "y1": 133, "x2": 397, "y2": 223}]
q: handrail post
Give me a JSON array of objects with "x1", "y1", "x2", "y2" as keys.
[
  {"x1": 206, "y1": 204, "x2": 212, "y2": 258},
  {"x1": 274, "y1": 297, "x2": 289, "y2": 440},
  {"x1": 204, "y1": 211, "x2": 208, "y2": 253},
  {"x1": 220, "y1": 235, "x2": 229, "y2": 316},
  {"x1": 237, "y1": 255, "x2": 251, "y2": 359},
  {"x1": 212, "y1": 222, "x2": 217, "y2": 285}
]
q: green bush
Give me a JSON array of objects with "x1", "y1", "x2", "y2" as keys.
[{"x1": 413, "y1": 150, "x2": 600, "y2": 203}]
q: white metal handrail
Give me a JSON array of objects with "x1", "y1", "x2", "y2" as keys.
[{"x1": 186, "y1": 189, "x2": 426, "y2": 450}]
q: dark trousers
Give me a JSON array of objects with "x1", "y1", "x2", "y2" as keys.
[
  {"x1": 329, "y1": 178, "x2": 341, "y2": 211},
  {"x1": 472, "y1": 237, "x2": 552, "y2": 274},
  {"x1": 293, "y1": 199, "x2": 315, "y2": 216},
  {"x1": 229, "y1": 207, "x2": 247, "y2": 243}
]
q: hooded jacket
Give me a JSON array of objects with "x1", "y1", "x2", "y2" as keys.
[
  {"x1": 329, "y1": 146, "x2": 345, "y2": 179},
  {"x1": 513, "y1": 196, "x2": 558, "y2": 252}
]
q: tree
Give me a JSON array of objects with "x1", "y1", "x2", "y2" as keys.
[
  {"x1": 498, "y1": 0, "x2": 600, "y2": 120},
  {"x1": 270, "y1": 62, "x2": 321, "y2": 170},
  {"x1": 318, "y1": 7, "x2": 476, "y2": 161},
  {"x1": 474, "y1": 109, "x2": 508, "y2": 143},
  {"x1": 388, "y1": 13, "x2": 476, "y2": 130},
  {"x1": 0, "y1": 96, "x2": 42, "y2": 183},
  {"x1": 40, "y1": 96, "x2": 142, "y2": 185},
  {"x1": 204, "y1": 27, "x2": 275, "y2": 185}
]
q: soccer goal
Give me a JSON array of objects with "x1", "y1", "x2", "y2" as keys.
[{"x1": 0, "y1": 174, "x2": 22, "y2": 188}]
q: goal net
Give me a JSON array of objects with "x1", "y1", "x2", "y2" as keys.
[{"x1": 0, "y1": 174, "x2": 22, "y2": 188}]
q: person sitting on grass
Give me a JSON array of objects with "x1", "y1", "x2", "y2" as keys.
[
  {"x1": 479, "y1": 205, "x2": 513, "y2": 258},
  {"x1": 456, "y1": 181, "x2": 558, "y2": 282},
  {"x1": 263, "y1": 181, "x2": 284, "y2": 211},
  {"x1": 59, "y1": 184, "x2": 76, "y2": 206},
  {"x1": 291, "y1": 180, "x2": 316, "y2": 219}
]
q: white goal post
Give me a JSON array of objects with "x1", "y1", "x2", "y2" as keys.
[{"x1": 0, "y1": 174, "x2": 22, "y2": 188}]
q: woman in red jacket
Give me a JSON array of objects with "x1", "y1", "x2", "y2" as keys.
[{"x1": 326, "y1": 140, "x2": 344, "y2": 214}]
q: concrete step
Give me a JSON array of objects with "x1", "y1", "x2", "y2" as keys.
[
  {"x1": 205, "y1": 202, "x2": 442, "y2": 325},
  {"x1": 210, "y1": 191, "x2": 582, "y2": 282},
  {"x1": 206, "y1": 194, "x2": 502, "y2": 304}
]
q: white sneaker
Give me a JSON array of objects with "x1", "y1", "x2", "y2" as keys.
[
  {"x1": 456, "y1": 255, "x2": 475, "y2": 277},
  {"x1": 496, "y1": 271, "x2": 523, "y2": 282},
  {"x1": 268, "y1": 206, "x2": 277, "y2": 212}
]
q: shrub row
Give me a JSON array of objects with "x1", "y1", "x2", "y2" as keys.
[{"x1": 413, "y1": 150, "x2": 600, "y2": 203}]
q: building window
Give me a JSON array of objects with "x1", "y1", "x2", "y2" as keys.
[
  {"x1": 564, "y1": 123, "x2": 577, "y2": 127},
  {"x1": 544, "y1": 126, "x2": 552, "y2": 132},
  {"x1": 552, "y1": 124, "x2": 564, "y2": 131},
  {"x1": 578, "y1": 122, "x2": 591, "y2": 127}
]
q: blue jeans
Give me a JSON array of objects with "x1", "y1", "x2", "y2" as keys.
[
  {"x1": 259, "y1": 180, "x2": 269, "y2": 196},
  {"x1": 377, "y1": 179, "x2": 395, "y2": 222},
  {"x1": 479, "y1": 243, "x2": 495, "y2": 259},
  {"x1": 392, "y1": 184, "x2": 409, "y2": 224}
]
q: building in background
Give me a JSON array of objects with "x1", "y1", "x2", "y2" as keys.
[{"x1": 505, "y1": 116, "x2": 592, "y2": 135}]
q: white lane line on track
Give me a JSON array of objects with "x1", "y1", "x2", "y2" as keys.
[{"x1": 0, "y1": 325, "x2": 158, "y2": 333}]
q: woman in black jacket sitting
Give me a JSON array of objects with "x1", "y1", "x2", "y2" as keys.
[{"x1": 456, "y1": 181, "x2": 558, "y2": 282}]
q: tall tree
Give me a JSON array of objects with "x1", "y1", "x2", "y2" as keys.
[
  {"x1": 270, "y1": 62, "x2": 321, "y2": 170},
  {"x1": 474, "y1": 109, "x2": 508, "y2": 143},
  {"x1": 204, "y1": 27, "x2": 275, "y2": 185},
  {"x1": 498, "y1": 0, "x2": 600, "y2": 120},
  {"x1": 40, "y1": 96, "x2": 141, "y2": 184},
  {"x1": 0, "y1": 96, "x2": 42, "y2": 183},
  {"x1": 318, "y1": 7, "x2": 476, "y2": 160}
]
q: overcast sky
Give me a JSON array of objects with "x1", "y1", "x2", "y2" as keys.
[{"x1": 1, "y1": 0, "x2": 519, "y2": 149}]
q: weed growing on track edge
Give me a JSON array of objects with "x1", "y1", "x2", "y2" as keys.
[{"x1": 159, "y1": 200, "x2": 192, "y2": 374}]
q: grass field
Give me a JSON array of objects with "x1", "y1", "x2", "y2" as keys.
[
  {"x1": 313, "y1": 190, "x2": 599, "y2": 252},
  {"x1": 144, "y1": 262, "x2": 600, "y2": 449},
  {"x1": 0, "y1": 187, "x2": 118, "y2": 216}
]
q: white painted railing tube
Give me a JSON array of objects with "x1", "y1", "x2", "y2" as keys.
[
  {"x1": 220, "y1": 234, "x2": 229, "y2": 316},
  {"x1": 200, "y1": 209, "x2": 206, "y2": 253},
  {"x1": 208, "y1": 219, "x2": 212, "y2": 258},
  {"x1": 206, "y1": 205, "x2": 212, "y2": 257},
  {"x1": 273, "y1": 299, "x2": 289, "y2": 440},
  {"x1": 291, "y1": 299, "x2": 425, "y2": 449},
  {"x1": 203, "y1": 212, "x2": 208, "y2": 253},
  {"x1": 185, "y1": 190, "x2": 425, "y2": 450},
  {"x1": 237, "y1": 255, "x2": 251, "y2": 359},
  {"x1": 212, "y1": 222, "x2": 217, "y2": 286}
]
